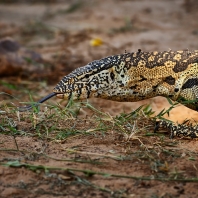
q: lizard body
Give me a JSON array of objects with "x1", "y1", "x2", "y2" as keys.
[
  {"x1": 54, "y1": 50, "x2": 198, "y2": 111},
  {"x1": 21, "y1": 49, "x2": 198, "y2": 138}
]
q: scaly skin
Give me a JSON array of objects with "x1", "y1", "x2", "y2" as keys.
[
  {"x1": 53, "y1": 50, "x2": 198, "y2": 108},
  {"x1": 29, "y1": 49, "x2": 198, "y2": 138}
]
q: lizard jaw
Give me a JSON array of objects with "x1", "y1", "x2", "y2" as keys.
[{"x1": 56, "y1": 93, "x2": 65, "y2": 99}]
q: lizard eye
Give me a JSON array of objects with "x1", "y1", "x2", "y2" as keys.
[
  {"x1": 110, "y1": 72, "x2": 115, "y2": 81},
  {"x1": 85, "y1": 74, "x2": 90, "y2": 78}
]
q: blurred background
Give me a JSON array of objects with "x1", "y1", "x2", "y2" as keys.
[{"x1": 1, "y1": 0, "x2": 198, "y2": 121}]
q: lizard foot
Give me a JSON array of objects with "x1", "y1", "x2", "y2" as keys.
[{"x1": 154, "y1": 120, "x2": 198, "y2": 139}]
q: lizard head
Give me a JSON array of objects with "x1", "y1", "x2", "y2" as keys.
[{"x1": 53, "y1": 53, "x2": 131, "y2": 101}]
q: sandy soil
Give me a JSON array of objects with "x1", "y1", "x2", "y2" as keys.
[{"x1": 1, "y1": 0, "x2": 198, "y2": 197}]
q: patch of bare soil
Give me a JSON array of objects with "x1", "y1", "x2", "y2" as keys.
[{"x1": 1, "y1": 0, "x2": 198, "y2": 197}]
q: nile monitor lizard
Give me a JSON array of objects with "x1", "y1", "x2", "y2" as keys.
[{"x1": 20, "y1": 49, "x2": 198, "y2": 138}]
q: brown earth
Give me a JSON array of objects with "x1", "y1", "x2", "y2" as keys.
[{"x1": 1, "y1": 0, "x2": 198, "y2": 197}]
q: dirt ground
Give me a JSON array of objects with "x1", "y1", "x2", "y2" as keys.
[{"x1": 1, "y1": 0, "x2": 198, "y2": 197}]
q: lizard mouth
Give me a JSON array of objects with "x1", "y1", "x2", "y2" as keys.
[{"x1": 56, "y1": 93, "x2": 65, "y2": 99}]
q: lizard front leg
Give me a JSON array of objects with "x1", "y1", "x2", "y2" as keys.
[{"x1": 156, "y1": 75, "x2": 198, "y2": 138}]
